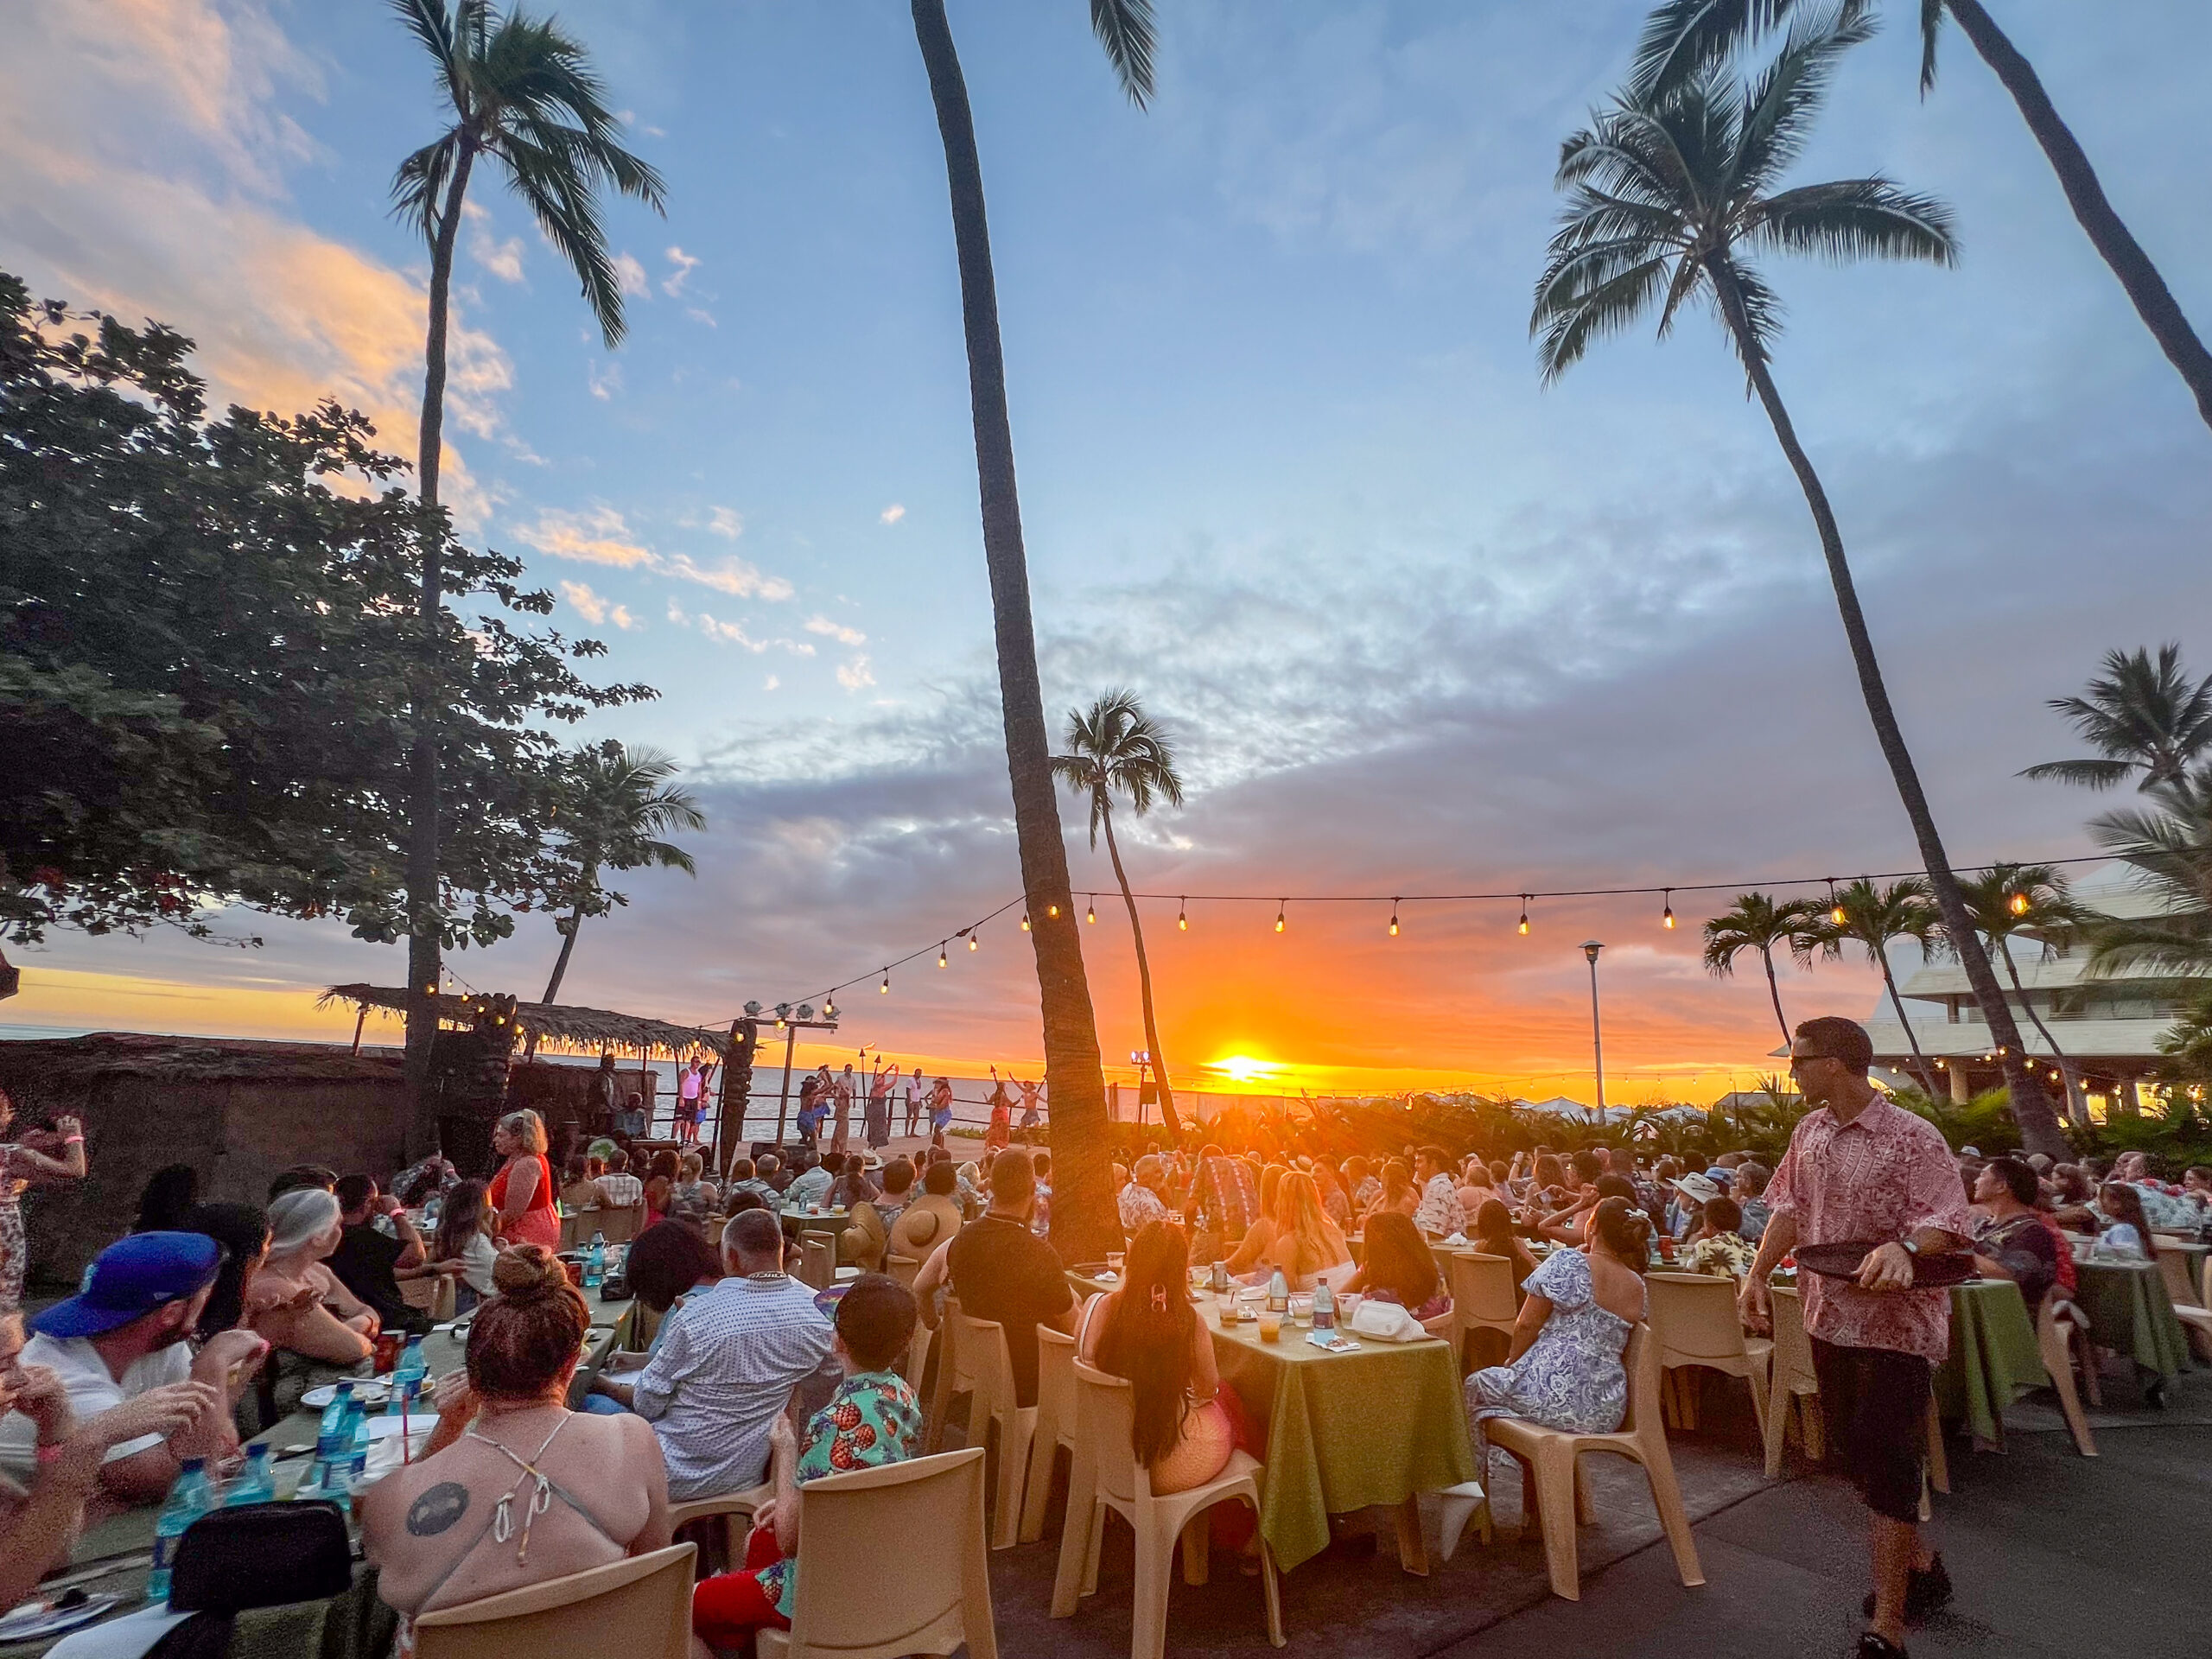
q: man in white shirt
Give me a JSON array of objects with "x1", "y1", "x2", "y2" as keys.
[
  {"x1": 631, "y1": 1210, "x2": 835, "y2": 1500},
  {"x1": 904, "y1": 1065, "x2": 925, "y2": 1139},
  {"x1": 784, "y1": 1154, "x2": 835, "y2": 1211},
  {"x1": 1412, "y1": 1147, "x2": 1462, "y2": 1238},
  {"x1": 0, "y1": 1233, "x2": 266, "y2": 1514},
  {"x1": 594, "y1": 1147, "x2": 645, "y2": 1210}
]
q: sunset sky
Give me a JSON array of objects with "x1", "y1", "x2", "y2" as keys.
[{"x1": 8, "y1": 1, "x2": 2212, "y2": 1102}]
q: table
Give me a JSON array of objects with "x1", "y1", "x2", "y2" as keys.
[
  {"x1": 2072, "y1": 1257, "x2": 2192, "y2": 1381},
  {"x1": 12, "y1": 1299, "x2": 636, "y2": 1656},
  {"x1": 1933, "y1": 1279, "x2": 2047, "y2": 1446},
  {"x1": 1201, "y1": 1300, "x2": 1475, "y2": 1575}
]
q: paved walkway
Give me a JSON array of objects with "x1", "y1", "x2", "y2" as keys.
[{"x1": 982, "y1": 1359, "x2": 2211, "y2": 1657}]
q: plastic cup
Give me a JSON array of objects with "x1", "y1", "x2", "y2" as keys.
[
  {"x1": 1217, "y1": 1292, "x2": 1241, "y2": 1325},
  {"x1": 1257, "y1": 1311, "x2": 1282, "y2": 1342},
  {"x1": 1106, "y1": 1252, "x2": 1125, "y2": 1274},
  {"x1": 1289, "y1": 1294, "x2": 1313, "y2": 1328}
]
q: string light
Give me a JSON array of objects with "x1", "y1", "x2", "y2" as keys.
[
  {"x1": 1086, "y1": 897, "x2": 1096, "y2": 925},
  {"x1": 1021, "y1": 912, "x2": 1031, "y2": 931},
  {"x1": 1662, "y1": 889, "x2": 1675, "y2": 930},
  {"x1": 823, "y1": 995, "x2": 837, "y2": 1019},
  {"x1": 938, "y1": 944, "x2": 948, "y2": 969},
  {"x1": 1389, "y1": 899, "x2": 1401, "y2": 937},
  {"x1": 968, "y1": 931, "x2": 979, "y2": 951},
  {"x1": 1827, "y1": 879, "x2": 1846, "y2": 927},
  {"x1": 1178, "y1": 898, "x2": 1188, "y2": 931},
  {"x1": 2008, "y1": 891, "x2": 2030, "y2": 916},
  {"x1": 1518, "y1": 896, "x2": 1529, "y2": 936},
  {"x1": 1274, "y1": 900, "x2": 1287, "y2": 933},
  {"x1": 1047, "y1": 904, "x2": 1059, "y2": 918},
  {"x1": 880, "y1": 971, "x2": 890, "y2": 995}
]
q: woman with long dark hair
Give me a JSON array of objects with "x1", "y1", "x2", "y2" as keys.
[
  {"x1": 433, "y1": 1179, "x2": 498, "y2": 1313},
  {"x1": 2095, "y1": 1183, "x2": 2158, "y2": 1260},
  {"x1": 1344, "y1": 1211, "x2": 1447, "y2": 1319},
  {"x1": 1079, "y1": 1220, "x2": 1250, "y2": 1496},
  {"x1": 187, "y1": 1202, "x2": 270, "y2": 1342},
  {"x1": 1471, "y1": 1198, "x2": 1540, "y2": 1293}
]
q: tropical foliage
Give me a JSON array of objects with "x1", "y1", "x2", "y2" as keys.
[
  {"x1": 537, "y1": 744, "x2": 705, "y2": 1008},
  {"x1": 2085, "y1": 769, "x2": 2212, "y2": 982},
  {"x1": 1703, "y1": 893, "x2": 1826, "y2": 1046},
  {"x1": 1951, "y1": 863, "x2": 2094, "y2": 1123},
  {"x1": 1052, "y1": 690, "x2": 1187, "y2": 1144},
  {"x1": 391, "y1": 0, "x2": 664, "y2": 1128},
  {"x1": 1820, "y1": 877, "x2": 1941, "y2": 1094},
  {"x1": 1533, "y1": 0, "x2": 2064, "y2": 1158},
  {"x1": 0, "y1": 274, "x2": 650, "y2": 947},
  {"x1": 2021, "y1": 645, "x2": 2212, "y2": 793},
  {"x1": 906, "y1": 0, "x2": 1159, "y2": 1263}
]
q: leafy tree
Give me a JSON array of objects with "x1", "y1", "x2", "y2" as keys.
[
  {"x1": 0, "y1": 274, "x2": 650, "y2": 956},
  {"x1": 1051, "y1": 690, "x2": 1186, "y2": 1147},
  {"x1": 1535, "y1": 0, "x2": 2064, "y2": 1158},
  {"x1": 537, "y1": 743, "x2": 704, "y2": 1010},
  {"x1": 391, "y1": 0, "x2": 665, "y2": 1128},
  {"x1": 2086, "y1": 767, "x2": 2212, "y2": 981},
  {"x1": 1951, "y1": 863, "x2": 2094, "y2": 1124},
  {"x1": 1702, "y1": 893, "x2": 1826, "y2": 1046},
  {"x1": 1634, "y1": 0, "x2": 2212, "y2": 436},
  {"x1": 1821, "y1": 877, "x2": 1942, "y2": 1096},
  {"x1": 2020, "y1": 644, "x2": 2212, "y2": 793},
  {"x1": 905, "y1": 0, "x2": 1156, "y2": 1262}
]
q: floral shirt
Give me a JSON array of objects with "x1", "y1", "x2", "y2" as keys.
[
  {"x1": 760, "y1": 1370, "x2": 924, "y2": 1619},
  {"x1": 1353, "y1": 1177, "x2": 1382, "y2": 1212},
  {"x1": 1765, "y1": 1095, "x2": 1973, "y2": 1363},
  {"x1": 1679, "y1": 1232, "x2": 1758, "y2": 1283},
  {"x1": 1118, "y1": 1180, "x2": 1169, "y2": 1236},
  {"x1": 1414, "y1": 1174, "x2": 1461, "y2": 1238}
]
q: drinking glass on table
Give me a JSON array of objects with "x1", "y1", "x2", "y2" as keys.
[{"x1": 1106, "y1": 1251, "x2": 1125, "y2": 1275}]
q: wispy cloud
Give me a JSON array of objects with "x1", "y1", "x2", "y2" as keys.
[
  {"x1": 462, "y1": 201, "x2": 524, "y2": 283},
  {"x1": 662, "y1": 246, "x2": 700, "y2": 297},
  {"x1": 880, "y1": 504, "x2": 906, "y2": 525},
  {"x1": 663, "y1": 552, "x2": 793, "y2": 601},
  {"x1": 559, "y1": 580, "x2": 638, "y2": 630},
  {"x1": 836, "y1": 655, "x2": 876, "y2": 691},
  {"x1": 805, "y1": 615, "x2": 866, "y2": 646},
  {"x1": 613, "y1": 251, "x2": 649, "y2": 298},
  {"x1": 514, "y1": 505, "x2": 653, "y2": 567},
  {"x1": 588, "y1": 360, "x2": 622, "y2": 401},
  {"x1": 706, "y1": 506, "x2": 742, "y2": 539}
]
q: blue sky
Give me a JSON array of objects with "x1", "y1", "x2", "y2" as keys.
[{"x1": 7, "y1": 1, "x2": 2212, "y2": 1098}]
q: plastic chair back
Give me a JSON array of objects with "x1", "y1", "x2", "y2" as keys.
[
  {"x1": 1071, "y1": 1359, "x2": 1149, "y2": 1507},
  {"x1": 1647, "y1": 1272, "x2": 1751, "y2": 1364},
  {"x1": 1035, "y1": 1326, "x2": 1077, "y2": 1441},
  {"x1": 411, "y1": 1542, "x2": 695, "y2": 1659},
  {"x1": 800, "y1": 1235, "x2": 835, "y2": 1291},
  {"x1": 2156, "y1": 1249, "x2": 2201, "y2": 1310},
  {"x1": 884, "y1": 1254, "x2": 921, "y2": 1291},
  {"x1": 950, "y1": 1310, "x2": 1017, "y2": 1413},
  {"x1": 1619, "y1": 1320, "x2": 1661, "y2": 1436},
  {"x1": 592, "y1": 1205, "x2": 642, "y2": 1246},
  {"x1": 1769, "y1": 1283, "x2": 1818, "y2": 1392},
  {"x1": 1450, "y1": 1253, "x2": 1519, "y2": 1324},
  {"x1": 779, "y1": 1447, "x2": 997, "y2": 1659}
]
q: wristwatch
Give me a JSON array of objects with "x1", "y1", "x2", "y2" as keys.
[{"x1": 1899, "y1": 1237, "x2": 1920, "y2": 1255}]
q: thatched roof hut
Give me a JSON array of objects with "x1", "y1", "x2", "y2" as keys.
[{"x1": 320, "y1": 985, "x2": 734, "y2": 1058}]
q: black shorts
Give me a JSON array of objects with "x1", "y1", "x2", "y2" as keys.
[{"x1": 1809, "y1": 1337, "x2": 1933, "y2": 1524}]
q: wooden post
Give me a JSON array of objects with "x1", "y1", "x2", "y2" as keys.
[
  {"x1": 350, "y1": 1005, "x2": 368, "y2": 1057},
  {"x1": 772, "y1": 1024, "x2": 799, "y2": 1146}
]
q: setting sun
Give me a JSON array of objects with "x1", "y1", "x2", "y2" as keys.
[{"x1": 1207, "y1": 1054, "x2": 1283, "y2": 1084}]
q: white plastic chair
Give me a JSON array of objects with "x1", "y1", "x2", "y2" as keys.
[
  {"x1": 1050, "y1": 1361, "x2": 1284, "y2": 1659},
  {"x1": 1647, "y1": 1271, "x2": 1773, "y2": 1437},
  {"x1": 758, "y1": 1447, "x2": 998, "y2": 1659},
  {"x1": 1020, "y1": 1326, "x2": 1080, "y2": 1542},
  {"x1": 1763, "y1": 1283, "x2": 1825, "y2": 1478},
  {"x1": 412, "y1": 1542, "x2": 695, "y2": 1659},
  {"x1": 1447, "y1": 1252, "x2": 1520, "y2": 1375},
  {"x1": 948, "y1": 1309, "x2": 1039, "y2": 1549},
  {"x1": 667, "y1": 1478, "x2": 778, "y2": 1569}
]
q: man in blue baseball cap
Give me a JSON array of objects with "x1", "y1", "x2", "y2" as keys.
[{"x1": 0, "y1": 1232, "x2": 266, "y2": 1515}]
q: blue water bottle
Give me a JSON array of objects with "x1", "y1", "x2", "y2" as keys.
[
  {"x1": 585, "y1": 1233, "x2": 607, "y2": 1289},
  {"x1": 147, "y1": 1458, "x2": 214, "y2": 1604},
  {"x1": 388, "y1": 1336, "x2": 428, "y2": 1419},
  {"x1": 222, "y1": 1442, "x2": 276, "y2": 1507},
  {"x1": 302, "y1": 1380, "x2": 355, "y2": 1500},
  {"x1": 345, "y1": 1397, "x2": 372, "y2": 1489}
]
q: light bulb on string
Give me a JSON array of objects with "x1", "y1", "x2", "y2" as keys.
[
  {"x1": 1274, "y1": 900, "x2": 1286, "y2": 934},
  {"x1": 1086, "y1": 897, "x2": 1096, "y2": 925},
  {"x1": 1827, "y1": 879, "x2": 1846, "y2": 927},
  {"x1": 938, "y1": 944, "x2": 948, "y2": 969},
  {"x1": 1178, "y1": 898, "x2": 1187, "y2": 931},
  {"x1": 2008, "y1": 891, "x2": 2029, "y2": 917},
  {"x1": 1020, "y1": 912, "x2": 1031, "y2": 931},
  {"x1": 1047, "y1": 904, "x2": 1059, "y2": 918},
  {"x1": 1662, "y1": 889, "x2": 1675, "y2": 930},
  {"x1": 968, "y1": 931, "x2": 978, "y2": 951},
  {"x1": 880, "y1": 970, "x2": 890, "y2": 995},
  {"x1": 823, "y1": 995, "x2": 837, "y2": 1020},
  {"x1": 1518, "y1": 896, "x2": 1530, "y2": 936},
  {"x1": 1389, "y1": 899, "x2": 1400, "y2": 937}
]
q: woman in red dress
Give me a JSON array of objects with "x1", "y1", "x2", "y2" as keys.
[{"x1": 488, "y1": 1110, "x2": 561, "y2": 1250}]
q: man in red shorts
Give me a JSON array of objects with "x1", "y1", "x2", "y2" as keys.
[{"x1": 1741, "y1": 1016, "x2": 1972, "y2": 1659}]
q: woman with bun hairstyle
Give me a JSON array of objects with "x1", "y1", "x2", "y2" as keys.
[
  {"x1": 1464, "y1": 1195, "x2": 1650, "y2": 1476},
  {"x1": 361, "y1": 1245, "x2": 670, "y2": 1654}
]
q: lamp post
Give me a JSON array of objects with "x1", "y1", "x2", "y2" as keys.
[{"x1": 1582, "y1": 940, "x2": 1606, "y2": 1116}]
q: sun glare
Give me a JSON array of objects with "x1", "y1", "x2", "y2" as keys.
[{"x1": 1209, "y1": 1054, "x2": 1282, "y2": 1084}]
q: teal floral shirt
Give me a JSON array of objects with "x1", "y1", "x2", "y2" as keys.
[{"x1": 760, "y1": 1370, "x2": 925, "y2": 1620}]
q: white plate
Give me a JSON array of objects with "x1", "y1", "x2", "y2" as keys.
[
  {"x1": 0, "y1": 1594, "x2": 122, "y2": 1642},
  {"x1": 302, "y1": 1380, "x2": 391, "y2": 1410}
]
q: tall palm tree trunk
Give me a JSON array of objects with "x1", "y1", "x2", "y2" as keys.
[
  {"x1": 541, "y1": 903, "x2": 586, "y2": 1007},
  {"x1": 1707, "y1": 263, "x2": 2068, "y2": 1159},
  {"x1": 1097, "y1": 804, "x2": 1181, "y2": 1146},
  {"x1": 1758, "y1": 944, "x2": 1793, "y2": 1047},
  {"x1": 1996, "y1": 937, "x2": 2087, "y2": 1128},
  {"x1": 404, "y1": 143, "x2": 478, "y2": 1157},
  {"x1": 1943, "y1": 1, "x2": 2212, "y2": 435},
  {"x1": 911, "y1": 0, "x2": 1115, "y2": 1261}
]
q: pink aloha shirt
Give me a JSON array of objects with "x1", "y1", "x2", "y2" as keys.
[{"x1": 1765, "y1": 1095, "x2": 1974, "y2": 1363}]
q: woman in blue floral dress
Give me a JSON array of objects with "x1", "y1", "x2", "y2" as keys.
[
  {"x1": 692, "y1": 1273, "x2": 924, "y2": 1648},
  {"x1": 1465, "y1": 1197, "x2": 1652, "y2": 1476}
]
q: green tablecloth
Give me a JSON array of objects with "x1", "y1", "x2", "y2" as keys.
[
  {"x1": 2073, "y1": 1259, "x2": 2192, "y2": 1380},
  {"x1": 1934, "y1": 1279, "x2": 2047, "y2": 1443},
  {"x1": 1205, "y1": 1305, "x2": 1475, "y2": 1573}
]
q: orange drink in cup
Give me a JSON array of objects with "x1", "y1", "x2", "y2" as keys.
[{"x1": 1257, "y1": 1309, "x2": 1282, "y2": 1342}]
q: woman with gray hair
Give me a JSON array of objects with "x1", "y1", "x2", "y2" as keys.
[
  {"x1": 489, "y1": 1109, "x2": 561, "y2": 1250},
  {"x1": 245, "y1": 1187, "x2": 377, "y2": 1366}
]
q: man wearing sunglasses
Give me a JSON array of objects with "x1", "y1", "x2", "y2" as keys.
[{"x1": 1740, "y1": 1016, "x2": 1971, "y2": 1659}]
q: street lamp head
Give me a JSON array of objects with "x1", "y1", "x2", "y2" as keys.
[{"x1": 1582, "y1": 939, "x2": 1604, "y2": 963}]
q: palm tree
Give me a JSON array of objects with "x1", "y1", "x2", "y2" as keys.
[
  {"x1": 1536, "y1": 1, "x2": 2066, "y2": 1158},
  {"x1": 1821, "y1": 877, "x2": 1941, "y2": 1096},
  {"x1": 1953, "y1": 863, "x2": 2094, "y2": 1126},
  {"x1": 2086, "y1": 767, "x2": 2212, "y2": 981},
  {"x1": 538, "y1": 744, "x2": 705, "y2": 1012},
  {"x1": 1051, "y1": 690, "x2": 1186, "y2": 1147},
  {"x1": 906, "y1": 0, "x2": 1154, "y2": 1262},
  {"x1": 389, "y1": 0, "x2": 665, "y2": 1147},
  {"x1": 1703, "y1": 893, "x2": 1826, "y2": 1046},
  {"x1": 1633, "y1": 0, "x2": 2212, "y2": 436},
  {"x1": 2020, "y1": 644, "x2": 2212, "y2": 792}
]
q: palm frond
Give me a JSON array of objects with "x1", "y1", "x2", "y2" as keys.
[
  {"x1": 2017, "y1": 757, "x2": 2137, "y2": 791},
  {"x1": 1630, "y1": 0, "x2": 1802, "y2": 96},
  {"x1": 500, "y1": 130, "x2": 629, "y2": 346},
  {"x1": 1732, "y1": 0, "x2": 1877, "y2": 200},
  {"x1": 1918, "y1": 0, "x2": 1946, "y2": 94},
  {"x1": 1090, "y1": 0, "x2": 1156, "y2": 109},
  {"x1": 1746, "y1": 177, "x2": 1957, "y2": 267},
  {"x1": 1533, "y1": 233, "x2": 1675, "y2": 381},
  {"x1": 391, "y1": 133, "x2": 461, "y2": 243}
]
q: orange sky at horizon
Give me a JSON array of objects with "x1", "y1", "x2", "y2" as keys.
[{"x1": 8, "y1": 890, "x2": 1878, "y2": 1106}]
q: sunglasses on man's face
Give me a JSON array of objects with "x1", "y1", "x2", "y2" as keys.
[{"x1": 1787, "y1": 1053, "x2": 1839, "y2": 1071}]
